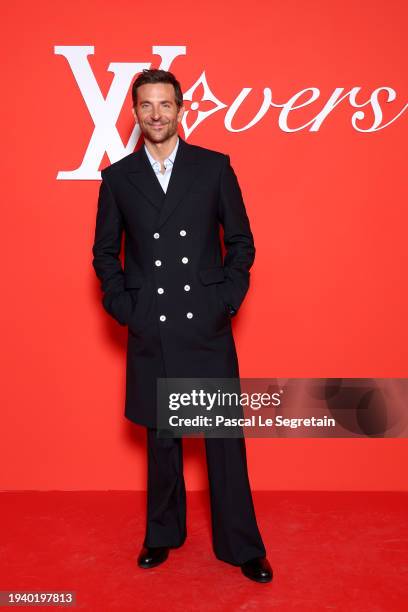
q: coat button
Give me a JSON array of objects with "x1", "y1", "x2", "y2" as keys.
[
  {"x1": 186, "y1": 312, "x2": 193, "y2": 319},
  {"x1": 184, "y1": 284, "x2": 190, "y2": 291},
  {"x1": 157, "y1": 287, "x2": 164, "y2": 294},
  {"x1": 153, "y1": 232, "x2": 160, "y2": 239},
  {"x1": 159, "y1": 315, "x2": 166, "y2": 322},
  {"x1": 181, "y1": 257, "x2": 189, "y2": 264},
  {"x1": 155, "y1": 259, "x2": 162, "y2": 266},
  {"x1": 179, "y1": 229, "x2": 187, "y2": 236}
]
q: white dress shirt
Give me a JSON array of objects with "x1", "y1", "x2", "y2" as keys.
[{"x1": 144, "y1": 137, "x2": 179, "y2": 194}]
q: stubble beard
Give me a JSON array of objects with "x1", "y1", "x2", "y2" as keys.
[{"x1": 141, "y1": 119, "x2": 178, "y2": 145}]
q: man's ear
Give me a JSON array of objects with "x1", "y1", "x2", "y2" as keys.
[
  {"x1": 177, "y1": 104, "x2": 185, "y2": 123},
  {"x1": 132, "y1": 107, "x2": 138, "y2": 122}
]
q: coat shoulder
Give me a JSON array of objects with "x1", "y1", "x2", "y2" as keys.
[
  {"x1": 187, "y1": 142, "x2": 228, "y2": 165},
  {"x1": 100, "y1": 149, "x2": 139, "y2": 179}
]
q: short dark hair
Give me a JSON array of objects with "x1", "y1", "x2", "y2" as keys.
[{"x1": 131, "y1": 68, "x2": 183, "y2": 109}]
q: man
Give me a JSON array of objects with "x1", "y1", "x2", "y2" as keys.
[{"x1": 92, "y1": 68, "x2": 272, "y2": 583}]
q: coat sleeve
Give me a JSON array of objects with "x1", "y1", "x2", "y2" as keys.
[
  {"x1": 92, "y1": 170, "x2": 132, "y2": 326},
  {"x1": 217, "y1": 154, "x2": 256, "y2": 315}
]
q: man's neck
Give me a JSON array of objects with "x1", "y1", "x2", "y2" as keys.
[{"x1": 144, "y1": 134, "x2": 179, "y2": 163}]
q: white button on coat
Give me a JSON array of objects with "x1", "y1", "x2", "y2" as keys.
[
  {"x1": 157, "y1": 288, "x2": 164, "y2": 294},
  {"x1": 155, "y1": 260, "x2": 162, "y2": 266},
  {"x1": 159, "y1": 315, "x2": 166, "y2": 322},
  {"x1": 181, "y1": 257, "x2": 188, "y2": 264},
  {"x1": 186, "y1": 312, "x2": 193, "y2": 319},
  {"x1": 184, "y1": 284, "x2": 190, "y2": 291},
  {"x1": 153, "y1": 232, "x2": 160, "y2": 239},
  {"x1": 180, "y1": 230, "x2": 187, "y2": 236}
]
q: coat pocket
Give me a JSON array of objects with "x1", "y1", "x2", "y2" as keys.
[
  {"x1": 198, "y1": 266, "x2": 225, "y2": 285},
  {"x1": 124, "y1": 274, "x2": 143, "y2": 324},
  {"x1": 125, "y1": 275, "x2": 154, "y2": 335},
  {"x1": 124, "y1": 274, "x2": 144, "y2": 289},
  {"x1": 198, "y1": 267, "x2": 229, "y2": 325}
]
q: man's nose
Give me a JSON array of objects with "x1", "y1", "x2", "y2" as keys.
[{"x1": 150, "y1": 108, "x2": 161, "y2": 120}]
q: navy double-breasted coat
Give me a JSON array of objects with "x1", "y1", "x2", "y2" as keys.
[{"x1": 92, "y1": 136, "x2": 255, "y2": 428}]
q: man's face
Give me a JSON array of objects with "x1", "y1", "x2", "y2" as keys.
[{"x1": 132, "y1": 83, "x2": 184, "y2": 144}]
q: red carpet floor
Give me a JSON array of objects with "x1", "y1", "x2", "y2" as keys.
[{"x1": 1, "y1": 491, "x2": 407, "y2": 611}]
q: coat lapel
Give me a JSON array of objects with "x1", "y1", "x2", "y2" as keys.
[
  {"x1": 126, "y1": 136, "x2": 200, "y2": 228},
  {"x1": 126, "y1": 144, "x2": 166, "y2": 213}
]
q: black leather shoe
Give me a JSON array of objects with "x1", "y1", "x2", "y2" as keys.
[
  {"x1": 241, "y1": 556, "x2": 273, "y2": 583},
  {"x1": 137, "y1": 546, "x2": 169, "y2": 569}
]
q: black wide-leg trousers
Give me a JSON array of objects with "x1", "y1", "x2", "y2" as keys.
[{"x1": 143, "y1": 428, "x2": 266, "y2": 566}]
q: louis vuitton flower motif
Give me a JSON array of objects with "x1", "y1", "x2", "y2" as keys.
[{"x1": 182, "y1": 71, "x2": 227, "y2": 138}]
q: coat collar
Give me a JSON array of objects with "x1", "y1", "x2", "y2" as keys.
[{"x1": 126, "y1": 135, "x2": 200, "y2": 229}]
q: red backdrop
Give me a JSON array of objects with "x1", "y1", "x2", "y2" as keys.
[{"x1": 2, "y1": 0, "x2": 407, "y2": 490}]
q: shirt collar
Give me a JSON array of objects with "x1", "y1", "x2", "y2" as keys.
[{"x1": 144, "y1": 137, "x2": 179, "y2": 169}]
